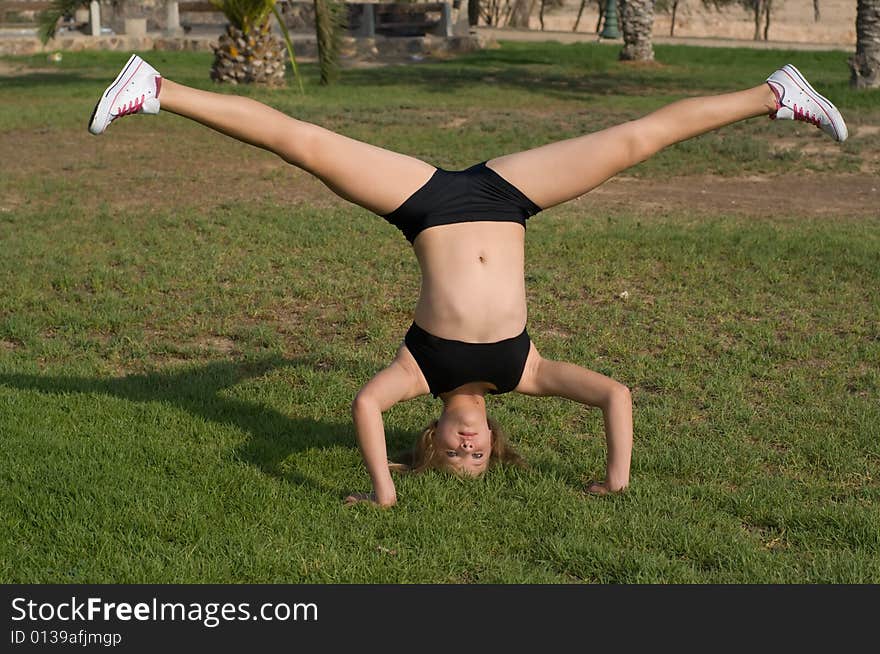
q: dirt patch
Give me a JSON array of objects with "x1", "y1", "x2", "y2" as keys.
[
  {"x1": 442, "y1": 117, "x2": 469, "y2": 129},
  {"x1": 193, "y1": 336, "x2": 236, "y2": 354},
  {"x1": 582, "y1": 173, "x2": 880, "y2": 220},
  {"x1": 1, "y1": 125, "x2": 342, "y2": 215}
]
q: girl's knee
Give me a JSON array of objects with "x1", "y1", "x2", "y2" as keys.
[
  {"x1": 272, "y1": 122, "x2": 322, "y2": 169},
  {"x1": 625, "y1": 125, "x2": 661, "y2": 165}
]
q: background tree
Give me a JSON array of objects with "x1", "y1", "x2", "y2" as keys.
[
  {"x1": 510, "y1": 0, "x2": 537, "y2": 28},
  {"x1": 537, "y1": 0, "x2": 566, "y2": 29},
  {"x1": 210, "y1": 0, "x2": 294, "y2": 87},
  {"x1": 313, "y1": 0, "x2": 344, "y2": 85},
  {"x1": 38, "y1": 0, "x2": 307, "y2": 90},
  {"x1": 618, "y1": 0, "x2": 655, "y2": 61},
  {"x1": 37, "y1": 0, "x2": 87, "y2": 43},
  {"x1": 753, "y1": 0, "x2": 772, "y2": 40},
  {"x1": 850, "y1": 0, "x2": 880, "y2": 88},
  {"x1": 480, "y1": 0, "x2": 514, "y2": 25},
  {"x1": 572, "y1": 0, "x2": 606, "y2": 32},
  {"x1": 469, "y1": 0, "x2": 480, "y2": 25},
  {"x1": 703, "y1": 0, "x2": 773, "y2": 41},
  {"x1": 655, "y1": 0, "x2": 682, "y2": 36}
]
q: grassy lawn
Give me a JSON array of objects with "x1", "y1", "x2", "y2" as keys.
[{"x1": 0, "y1": 42, "x2": 878, "y2": 583}]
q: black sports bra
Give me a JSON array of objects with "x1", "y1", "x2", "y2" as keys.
[
  {"x1": 381, "y1": 162, "x2": 542, "y2": 243},
  {"x1": 404, "y1": 322, "x2": 531, "y2": 398}
]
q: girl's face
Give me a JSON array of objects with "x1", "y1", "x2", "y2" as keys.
[{"x1": 434, "y1": 405, "x2": 493, "y2": 477}]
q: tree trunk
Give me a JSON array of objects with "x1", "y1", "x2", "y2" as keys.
[
  {"x1": 594, "y1": 0, "x2": 606, "y2": 33},
  {"x1": 763, "y1": 0, "x2": 772, "y2": 40},
  {"x1": 619, "y1": 0, "x2": 655, "y2": 61},
  {"x1": 573, "y1": 0, "x2": 587, "y2": 30},
  {"x1": 509, "y1": 0, "x2": 536, "y2": 28},
  {"x1": 211, "y1": 23, "x2": 287, "y2": 87},
  {"x1": 313, "y1": 0, "x2": 342, "y2": 85},
  {"x1": 813, "y1": 0, "x2": 820, "y2": 21},
  {"x1": 850, "y1": 0, "x2": 880, "y2": 88},
  {"x1": 752, "y1": 0, "x2": 762, "y2": 40},
  {"x1": 468, "y1": 0, "x2": 480, "y2": 26},
  {"x1": 670, "y1": 0, "x2": 679, "y2": 37}
]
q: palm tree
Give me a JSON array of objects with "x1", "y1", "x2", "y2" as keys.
[
  {"x1": 37, "y1": 0, "x2": 89, "y2": 44},
  {"x1": 850, "y1": 0, "x2": 880, "y2": 88},
  {"x1": 38, "y1": 0, "x2": 343, "y2": 89},
  {"x1": 618, "y1": 0, "x2": 655, "y2": 61},
  {"x1": 209, "y1": 0, "x2": 303, "y2": 89},
  {"x1": 312, "y1": 0, "x2": 344, "y2": 86},
  {"x1": 214, "y1": 0, "x2": 342, "y2": 87}
]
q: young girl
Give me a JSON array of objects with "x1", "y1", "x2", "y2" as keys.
[{"x1": 89, "y1": 55, "x2": 847, "y2": 507}]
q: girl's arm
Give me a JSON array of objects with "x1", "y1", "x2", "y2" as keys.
[
  {"x1": 346, "y1": 346, "x2": 429, "y2": 507},
  {"x1": 516, "y1": 346, "x2": 633, "y2": 493}
]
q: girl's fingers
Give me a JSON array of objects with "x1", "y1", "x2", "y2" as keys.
[
  {"x1": 586, "y1": 481, "x2": 609, "y2": 495},
  {"x1": 344, "y1": 493, "x2": 374, "y2": 505}
]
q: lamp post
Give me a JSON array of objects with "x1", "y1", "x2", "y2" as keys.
[{"x1": 599, "y1": 0, "x2": 620, "y2": 39}]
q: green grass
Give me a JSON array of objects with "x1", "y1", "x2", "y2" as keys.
[{"x1": 1, "y1": 42, "x2": 878, "y2": 583}]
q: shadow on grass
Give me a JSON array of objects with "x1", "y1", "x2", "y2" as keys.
[
  {"x1": 338, "y1": 60, "x2": 697, "y2": 102},
  {"x1": 0, "y1": 355, "x2": 416, "y2": 498},
  {"x1": 328, "y1": 41, "x2": 791, "y2": 100},
  {"x1": 0, "y1": 71, "x2": 100, "y2": 90}
]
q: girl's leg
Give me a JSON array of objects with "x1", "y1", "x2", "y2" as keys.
[
  {"x1": 487, "y1": 84, "x2": 778, "y2": 210},
  {"x1": 158, "y1": 80, "x2": 435, "y2": 216}
]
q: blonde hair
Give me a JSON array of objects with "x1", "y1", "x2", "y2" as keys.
[{"x1": 388, "y1": 417, "x2": 525, "y2": 476}]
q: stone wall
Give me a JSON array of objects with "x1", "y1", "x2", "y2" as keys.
[{"x1": 0, "y1": 30, "x2": 490, "y2": 58}]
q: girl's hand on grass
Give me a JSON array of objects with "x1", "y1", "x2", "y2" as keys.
[
  {"x1": 344, "y1": 492, "x2": 397, "y2": 508},
  {"x1": 586, "y1": 480, "x2": 626, "y2": 495}
]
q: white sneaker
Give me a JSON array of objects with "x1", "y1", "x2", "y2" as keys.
[
  {"x1": 88, "y1": 54, "x2": 162, "y2": 135},
  {"x1": 766, "y1": 64, "x2": 847, "y2": 142}
]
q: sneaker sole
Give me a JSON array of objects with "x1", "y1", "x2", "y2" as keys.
[
  {"x1": 87, "y1": 54, "x2": 141, "y2": 135},
  {"x1": 781, "y1": 64, "x2": 848, "y2": 142}
]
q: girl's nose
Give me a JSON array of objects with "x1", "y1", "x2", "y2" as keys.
[{"x1": 461, "y1": 440, "x2": 473, "y2": 450}]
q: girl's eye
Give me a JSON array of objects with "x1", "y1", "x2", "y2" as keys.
[{"x1": 446, "y1": 451, "x2": 457, "y2": 457}]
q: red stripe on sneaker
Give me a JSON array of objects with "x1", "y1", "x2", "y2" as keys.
[
  {"x1": 109, "y1": 60, "x2": 144, "y2": 118},
  {"x1": 767, "y1": 80, "x2": 783, "y2": 118},
  {"x1": 767, "y1": 80, "x2": 783, "y2": 111}
]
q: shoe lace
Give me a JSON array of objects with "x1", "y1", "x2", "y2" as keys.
[
  {"x1": 792, "y1": 104, "x2": 821, "y2": 128},
  {"x1": 113, "y1": 94, "x2": 146, "y2": 120}
]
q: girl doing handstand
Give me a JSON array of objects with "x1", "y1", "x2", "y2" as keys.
[{"x1": 89, "y1": 56, "x2": 847, "y2": 506}]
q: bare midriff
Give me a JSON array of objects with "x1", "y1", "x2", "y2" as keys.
[{"x1": 412, "y1": 221, "x2": 527, "y2": 343}]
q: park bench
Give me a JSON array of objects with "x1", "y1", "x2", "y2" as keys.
[
  {"x1": 372, "y1": 2, "x2": 451, "y2": 37},
  {"x1": 347, "y1": 2, "x2": 452, "y2": 38}
]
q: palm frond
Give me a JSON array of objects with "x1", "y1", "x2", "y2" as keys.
[
  {"x1": 210, "y1": 0, "x2": 276, "y2": 34},
  {"x1": 37, "y1": 0, "x2": 87, "y2": 44},
  {"x1": 313, "y1": 0, "x2": 344, "y2": 85},
  {"x1": 271, "y1": 3, "x2": 304, "y2": 94}
]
